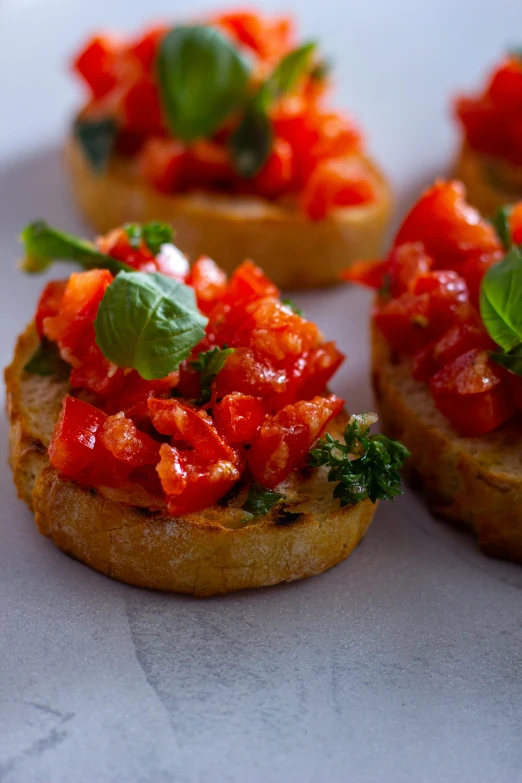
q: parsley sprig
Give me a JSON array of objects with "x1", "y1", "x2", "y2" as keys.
[{"x1": 309, "y1": 414, "x2": 410, "y2": 506}]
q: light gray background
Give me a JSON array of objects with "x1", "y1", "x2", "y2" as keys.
[{"x1": 1, "y1": 1, "x2": 522, "y2": 781}]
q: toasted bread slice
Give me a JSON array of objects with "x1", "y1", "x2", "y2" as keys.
[
  {"x1": 372, "y1": 325, "x2": 522, "y2": 563},
  {"x1": 454, "y1": 141, "x2": 522, "y2": 216},
  {"x1": 5, "y1": 323, "x2": 376, "y2": 596},
  {"x1": 65, "y1": 135, "x2": 392, "y2": 290}
]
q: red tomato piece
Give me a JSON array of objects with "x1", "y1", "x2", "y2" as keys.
[
  {"x1": 214, "y1": 393, "x2": 268, "y2": 443},
  {"x1": 49, "y1": 395, "x2": 106, "y2": 477},
  {"x1": 156, "y1": 443, "x2": 188, "y2": 496},
  {"x1": 120, "y1": 77, "x2": 163, "y2": 133},
  {"x1": 341, "y1": 259, "x2": 388, "y2": 289},
  {"x1": 184, "y1": 141, "x2": 234, "y2": 189},
  {"x1": 69, "y1": 339, "x2": 125, "y2": 397},
  {"x1": 226, "y1": 260, "x2": 280, "y2": 305},
  {"x1": 212, "y1": 347, "x2": 287, "y2": 401},
  {"x1": 461, "y1": 250, "x2": 503, "y2": 308},
  {"x1": 486, "y1": 58, "x2": 522, "y2": 108},
  {"x1": 298, "y1": 342, "x2": 345, "y2": 400},
  {"x1": 430, "y1": 349, "x2": 515, "y2": 436},
  {"x1": 187, "y1": 257, "x2": 228, "y2": 315},
  {"x1": 43, "y1": 269, "x2": 113, "y2": 349},
  {"x1": 510, "y1": 202, "x2": 522, "y2": 245},
  {"x1": 312, "y1": 112, "x2": 362, "y2": 160},
  {"x1": 148, "y1": 398, "x2": 236, "y2": 462},
  {"x1": 501, "y1": 370, "x2": 522, "y2": 412},
  {"x1": 301, "y1": 157, "x2": 375, "y2": 221},
  {"x1": 215, "y1": 10, "x2": 293, "y2": 62},
  {"x1": 373, "y1": 293, "x2": 432, "y2": 355},
  {"x1": 249, "y1": 139, "x2": 294, "y2": 199},
  {"x1": 35, "y1": 280, "x2": 67, "y2": 338},
  {"x1": 394, "y1": 181, "x2": 501, "y2": 270},
  {"x1": 388, "y1": 243, "x2": 433, "y2": 297},
  {"x1": 97, "y1": 226, "x2": 156, "y2": 271},
  {"x1": 138, "y1": 137, "x2": 186, "y2": 193},
  {"x1": 412, "y1": 318, "x2": 492, "y2": 382},
  {"x1": 104, "y1": 371, "x2": 179, "y2": 421},
  {"x1": 412, "y1": 270, "x2": 469, "y2": 316},
  {"x1": 248, "y1": 394, "x2": 344, "y2": 488},
  {"x1": 72, "y1": 34, "x2": 121, "y2": 99},
  {"x1": 100, "y1": 412, "x2": 160, "y2": 467},
  {"x1": 127, "y1": 24, "x2": 167, "y2": 70}
]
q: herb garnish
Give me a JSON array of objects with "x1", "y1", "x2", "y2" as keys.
[
  {"x1": 490, "y1": 205, "x2": 513, "y2": 249},
  {"x1": 74, "y1": 117, "x2": 118, "y2": 173},
  {"x1": 24, "y1": 338, "x2": 70, "y2": 380},
  {"x1": 124, "y1": 222, "x2": 174, "y2": 256},
  {"x1": 191, "y1": 346, "x2": 234, "y2": 404},
  {"x1": 309, "y1": 413, "x2": 410, "y2": 505},
  {"x1": 242, "y1": 484, "x2": 286, "y2": 516}
]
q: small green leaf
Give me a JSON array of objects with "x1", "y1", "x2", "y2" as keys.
[
  {"x1": 309, "y1": 413, "x2": 410, "y2": 506},
  {"x1": 94, "y1": 271, "x2": 208, "y2": 380},
  {"x1": 157, "y1": 25, "x2": 251, "y2": 143},
  {"x1": 191, "y1": 346, "x2": 234, "y2": 404},
  {"x1": 24, "y1": 338, "x2": 70, "y2": 380},
  {"x1": 490, "y1": 205, "x2": 513, "y2": 249},
  {"x1": 282, "y1": 298, "x2": 304, "y2": 316},
  {"x1": 270, "y1": 41, "x2": 316, "y2": 97},
  {"x1": 310, "y1": 58, "x2": 331, "y2": 82},
  {"x1": 229, "y1": 95, "x2": 273, "y2": 177},
  {"x1": 480, "y1": 247, "x2": 522, "y2": 352},
  {"x1": 242, "y1": 484, "x2": 286, "y2": 516},
  {"x1": 124, "y1": 222, "x2": 174, "y2": 256},
  {"x1": 74, "y1": 117, "x2": 117, "y2": 173},
  {"x1": 490, "y1": 344, "x2": 522, "y2": 376},
  {"x1": 20, "y1": 221, "x2": 130, "y2": 275}
]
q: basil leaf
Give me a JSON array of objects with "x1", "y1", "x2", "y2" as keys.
[
  {"x1": 124, "y1": 222, "x2": 174, "y2": 255},
  {"x1": 21, "y1": 221, "x2": 131, "y2": 276},
  {"x1": 94, "y1": 271, "x2": 208, "y2": 380},
  {"x1": 490, "y1": 205, "x2": 513, "y2": 249},
  {"x1": 270, "y1": 42, "x2": 316, "y2": 97},
  {"x1": 157, "y1": 25, "x2": 251, "y2": 143},
  {"x1": 310, "y1": 58, "x2": 331, "y2": 82},
  {"x1": 24, "y1": 338, "x2": 70, "y2": 380},
  {"x1": 229, "y1": 98, "x2": 273, "y2": 177},
  {"x1": 480, "y1": 247, "x2": 522, "y2": 352},
  {"x1": 191, "y1": 346, "x2": 234, "y2": 404},
  {"x1": 490, "y1": 344, "x2": 522, "y2": 376},
  {"x1": 74, "y1": 117, "x2": 117, "y2": 173},
  {"x1": 242, "y1": 484, "x2": 286, "y2": 516}
]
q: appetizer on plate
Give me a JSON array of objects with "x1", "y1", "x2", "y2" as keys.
[
  {"x1": 454, "y1": 52, "x2": 522, "y2": 214},
  {"x1": 5, "y1": 221, "x2": 408, "y2": 596},
  {"x1": 67, "y1": 8, "x2": 392, "y2": 288},
  {"x1": 344, "y1": 180, "x2": 522, "y2": 563}
]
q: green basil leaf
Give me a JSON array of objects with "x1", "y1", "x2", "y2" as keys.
[
  {"x1": 490, "y1": 344, "x2": 522, "y2": 376},
  {"x1": 94, "y1": 271, "x2": 208, "y2": 380},
  {"x1": 270, "y1": 41, "x2": 316, "y2": 97},
  {"x1": 24, "y1": 338, "x2": 70, "y2": 380},
  {"x1": 157, "y1": 25, "x2": 251, "y2": 143},
  {"x1": 480, "y1": 247, "x2": 522, "y2": 352},
  {"x1": 74, "y1": 117, "x2": 117, "y2": 173},
  {"x1": 490, "y1": 205, "x2": 513, "y2": 249},
  {"x1": 124, "y1": 222, "x2": 174, "y2": 256},
  {"x1": 229, "y1": 97, "x2": 273, "y2": 177},
  {"x1": 20, "y1": 221, "x2": 131, "y2": 275},
  {"x1": 191, "y1": 346, "x2": 234, "y2": 404},
  {"x1": 310, "y1": 58, "x2": 331, "y2": 82},
  {"x1": 242, "y1": 484, "x2": 286, "y2": 516}
]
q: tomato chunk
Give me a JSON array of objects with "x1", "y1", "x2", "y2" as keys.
[
  {"x1": 394, "y1": 181, "x2": 501, "y2": 270},
  {"x1": 248, "y1": 394, "x2": 343, "y2": 488},
  {"x1": 301, "y1": 157, "x2": 375, "y2": 221},
  {"x1": 430, "y1": 349, "x2": 515, "y2": 436},
  {"x1": 138, "y1": 138, "x2": 186, "y2": 194},
  {"x1": 187, "y1": 257, "x2": 228, "y2": 315},
  {"x1": 214, "y1": 393, "x2": 268, "y2": 443},
  {"x1": 249, "y1": 139, "x2": 294, "y2": 199},
  {"x1": 148, "y1": 398, "x2": 236, "y2": 462},
  {"x1": 35, "y1": 280, "x2": 67, "y2": 338},
  {"x1": 72, "y1": 34, "x2": 121, "y2": 99},
  {"x1": 100, "y1": 412, "x2": 160, "y2": 467},
  {"x1": 341, "y1": 259, "x2": 388, "y2": 289},
  {"x1": 388, "y1": 243, "x2": 433, "y2": 297},
  {"x1": 510, "y1": 202, "x2": 522, "y2": 245}
]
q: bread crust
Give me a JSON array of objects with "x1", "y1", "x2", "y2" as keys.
[
  {"x1": 372, "y1": 324, "x2": 522, "y2": 563},
  {"x1": 454, "y1": 141, "x2": 522, "y2": 216},
  {"x1": 65, "y1": 134, "x2": 392, "y2": 290},
  {"x1": 5, "y1": 323, "x2": 376, "y2": 596}
]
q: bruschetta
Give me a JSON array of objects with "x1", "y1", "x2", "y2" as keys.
[
  {"x1": 67, "y1": 9, "x2": 392, "y2": 288},
  {"x1": 344, "y1": 180, "x2": 522, "y2": 563},
  {"x1": 454, "y1": 53, "x2": 522, "y2": 215},
  {"x1": 5, "y1": 220, "x2": 408, "y2": 596}
]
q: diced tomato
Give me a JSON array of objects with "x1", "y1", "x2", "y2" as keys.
[
  {"x1": 214, "y1": 392, "x2": 268, "y2": 443},
  {"x1": 411, "y1": 342, "x2": 441, "y2": 382},
  {"x1": 158, "y1": 444, "x2": 241, "y2": 516},
  {"x1": 127, "y1": 24, "x2": 167, "y2": 70},
  {"x1": 312, "y1": 112, "x2": 362, "y2": 160},
  {"x1": 282, "y1": 341, "x2": 345, "y2": 404},
  {"x1": 35, "y1": 280, "x2": 67, "y2": 338},
  {"x1": 487, "y1": 58, "x2": 522, "y2": 107},
  {"x1": 100, "y1": 412, "x2": 160, "y2": 467},
  {"x1": 69, "y1": 339, "x2": 125, "y2": 397},
  {"x1": 510, "y1": 202, "x2": 522, "y2": 245},
  {"x1": 104, "y1": 371, "x2": 179, "y2": 421},
  {"x1": 394, "y1": 181, "x2": 501, "y2": 270},
  {"x1": 248, "y1": 394, "x2": 344, "y2": 488},
  {"x1": 461, "y1": 250, "x2": 503, "y2": 308},
  {"x1": 301, "y1": 157, "x2": 375, "y2": 220},
  {"x1": 148, "y1": 398, "x2": 237, "y2": 462},
  {"x1": 249, "y1": 139, "x2": 294, "y2": 199},
  {"x1": 501, "y1": 370, "x2": 522, "y2": 412},
  {"x1": 120, "y1": 77, "x2": 163, "y2": 133},
  {"x1": 374, "y1": 293, "x2": 432, "y2": 355},
  {"x1": 341, "y1": 259, "x2": 388, "y2": 289},
  {"x1": 430, "y1": 349, "x2": 515, "y2": 436},
  {"x1": 138, "y1": 137, "x2": 186, "y2": 193},
  {"x1": 96, "y1": 226, "x2": 156, "y2": 271},
  {"x1": 72, "y1": 34, "x2": 122, "y2": 99},
  {"x1": 215, "y1": 10, "x2": 294, "y2": 62},
  {"x1": 184, "y1": 141, "x2": 234, "y2": 189},
  {"x1": 43, "y1": 269, "x2": 113, "y2": 350},
  {"x1": 388, "y1": 243, "x2": 433, "y2": 297},
  {"x1": 187, "y1": 257, "x2": 228, "y2": 315},
  {"x1": 412, "y1": 318, "x2": 492, "y2": 382},
  {"x1": 226, "y1": 260, "x2": 280, "y2": 305},
  {"x1": 213, "y1": 347, "x2": 286, "y2": 401},
  {"x1": 412, "y1": 270, "x2": 469, "y2": 315}
]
